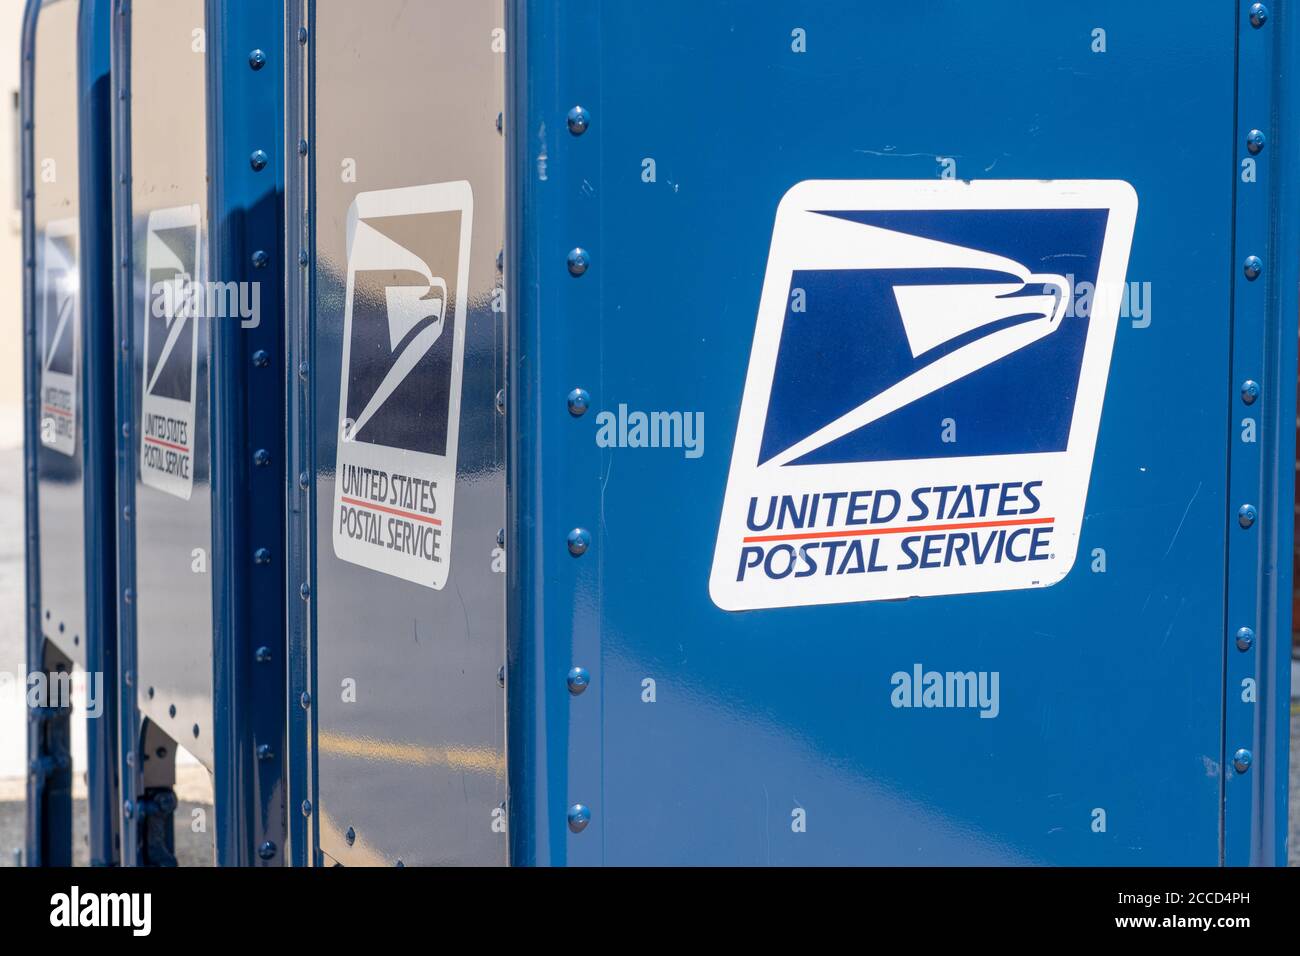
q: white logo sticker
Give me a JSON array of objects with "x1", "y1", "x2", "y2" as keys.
[
  {"x1": 140, "y1": 204, "x2": 202, "y2": 500},
  {"x1": 710, "y1": 180, "x2": 1138, "y2": 610},
  {"x1": 39, "y1": 218, "x2": 80, "y2": 457},
  {"x1": 332, "y1": 182, "x2": 474, "y2": 589}
]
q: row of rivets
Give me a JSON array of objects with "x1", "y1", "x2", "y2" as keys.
[{"x1": 566, "y1": 104, "x2": 594, "y2": 836}]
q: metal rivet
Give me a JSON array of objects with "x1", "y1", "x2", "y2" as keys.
[
  {"x1": 1246, "y1": 129, "x2": 1266, "y2": 155},
  {"x1": 124, "y1": 670, "x2": 133, "y2": 687},
  {"x1": 1243, "y1": 255, "x2": 1262, "y2": 280},
  {"x1": 250, "y1": 149, "x2": 269, "y2": 171},
  {"x1": 301, "y1": 800, "x2": 312, "y2": 817},
  {"x1": 299, "y1": 471, "x2": 310, "y2": 490},
  {"x1": 1241, "y1": 379, "x2": 1260, "y2": 405},
  {"x1": 258, "y1": 841, "x2": 276, "y2": 860},
  {"x1": 567, "y1": 804, "x2": 591, "y2": 833},
  {"x1": 345, "y1": 826, "x2": 356, "y2": 846},
  {"x1": 497, "y1": 665, "x2": 505, "y2": 688},
  {"x1": 123, "y1": 506, "x2": 132, "y2": 522},
  {"x1": 496, "y1": 112, "x2": 503, "y2": 134},
  {"x1": 298, "y1": 360, "x2": 309, "y2": 379},
  {"x1": 1238, "y1": 504, "x2": 1257, "y2": 528},
  {"x1": 567, "y1": 387, "x2": 590, "y2": 416},
  {"x1": 121, "y1": 423, "x2": 130, "y2": 438},
  {"x1": 567, "y1": 527, "x2": 591, "y2": 556},
  {"x1": 1233, "y1": 748, "x2": 1253, "y2": 772},
  {"x1": 567, "y1": 105, "x2": 590, "y2": 136},
  {"x1": 1250, "y1": 3, "x2": 1269, "y2": 28},
  {"x1": 168, "y1": 704, "x2": 176, "y2": 718},
  {"x1": 123, "y1": 801, "x2": 133, "y2": 820},
  {"x1": 299, "y1": 249, "x2": 309, "y2": 267},
  {"x1": 126, "y1": 752, "x2": 134, "y2": 767},
  {"x1": 253, "y1": 547, "x2": 271, "y2": 565},
  {"x1": 496, "y1": 528, "x2": 505, "y2": 547},
  {"x1": 253, "y1": 448, "x2": 270, "y2": 466},
  {"x1": 567, "y1": 666, "x2": 590, "y2": 695},
  {"x1": 496, "y1": 388, "x2": 506, "y2": 415},
  {"x1": 252, "y1": 349, "x2": 270, "y2": 367},
  {"x1": 192, "y1": 724, "x2": 200, "y2": 738},
  {"x1": 255, "y1": 645, "x2": 272, "y2": 663},
  {"x1": 299, "y1": 582, "x2": 311, "y2": 600},
  {"x1": 256, "y1": 744, "x2": 273, "y2": 761},
  {"x1": 496, "y1": 249, "x2": 504, "y2": 272},
  {"x1": 251, "y1": 249, "x2": 269, "y2": 269},
  {"x1": 300, "y1": 691, "x2": 311, "y2": 709},
  {"x1": 567, "y1": 248, "x2": 590, "y2": 277},
  {"x1": 1235, "y1": 626, "x2": 1255, "y2": 651},
  {"x1": 298, "y1": 27, "x2": 308, "y2": 44},
  {"x1": 248, "y1": 49, "x2": 267, "y2": 70},
  {"x1": 123, "y1": 589, "x2": 133, "y2": 605},
  {"x1": 147, "y1": 686, "x2": 154, "y2": 699},
  {"x1": 298, "y1": 139, "x2": 308, "y2": 156}
]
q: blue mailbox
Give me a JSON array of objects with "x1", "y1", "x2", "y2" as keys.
[
  {"x1": 110, "y1": 0, "x2": 286, "y2": 866},
  {"x1": 21, "y1": 0, "x2": 117, "y2": 867}
]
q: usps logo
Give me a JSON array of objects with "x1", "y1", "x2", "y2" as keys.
[
  {"x1": 140, "y1": 205, "x2": 202, "y2": 500},
  {"x1": 710, "y1": 180, "x2": 1138, "y2": 611},
  {"x1": 332, "y1": 182, "x2": 473, "y2": 589},
  {"x1": 39, "y1": 218, "x2": 80, "y2": 457}
]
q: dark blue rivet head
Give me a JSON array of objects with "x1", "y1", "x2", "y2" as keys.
[
  {"x1": 253, "y1": 547, "x2": 271, "y2": 565},
  {"x1": 299, "y1": 249, "x2": 309, "y2": 267},
  {"x1": 496, "y1": 249, "x2": 504, "y2": 271},
  {"x1": 256, "y1": 744, "x2": 273, "y2": 760},
  {"x1": 123, "y1": 505, "x2": 132, "y2": 521},
  {"x1": 496, "y1": 112, "x2": 503, "y2": 134},
  {"x1": 301, "y1": 800, "x2": 312, "y2": 817},
  {"x1": 124, "y1": 671, "x2": 133, "y2": 687},
  {"x1": 496, "y1": 528, "x2": 505, "y2": 547},
  {"x1": 1241, "y1": 379, "x2": 1260, "y2": 405},
  {"x1": 123, "y1": 800, "x2": 133, "y2": 820},
  {"x1": 1250, "y1": 3, "x2": 1269, "y2": 28},
  {"x1": 250, "y1": 149, "x2": 269, "y2": 171},
  {"x1": 567, "y1": 248, "x2": 590, "y2": 277},
  {"x1": 192, "y1": 724, "x2": 200, "y2": 738},
  {"x1": 567, "y1": 527, "x2": 591, "y2": 556},
  {"x1": 1244, "y1": 255, "x2": 1263, "y2": 280},
  {"x1": 497, "y1": 665, "x2": 506, "y2": 688},
  {"x1": 496, "y1": 388, "x2": 506, "y2": 414},
  {"x1": 252, "y1": 349, "x2": 269, "y2": 367},
  {"x1": 567, "y1": 666, "x2": 590, "y2": 695},
  {"x1": 567, "y1": 105, "x2": 590, "y2": 136},
  {"x1": 299, "y1": 471, "x2": 311, "y2": 490},
  {"x1": 567, "y1": 387, "x2": 590, "y2": 416},
  {"x1": 167, "y1": 704, "x2": 175, "y2": 718},
  {"x1": 298, "y1": 27, "x2": 308, "y2": 45},
  {"x1": 1235, "y1": 626, "x2": 1255, "y2": 651},
  {"x1": 1247, "y1": 129, "x2": 1266, "y2": 155},
  {"x1": 299, "y1": 582, "x2": 311, "y2": 600},
  {"x1": 345, "y1": 826, "x2": 356, "y2": 846},
  {"x1": 1238, "y1": 504, "x2": 1257, "y2": 528},
  {"x1": 255, "y1": 645, "x2": 272, "y2": 663},
  {"x1": 1233, "y1": 748, "x2": 1253, "y2": 773},
  {"x1": 251, "y1": 249, "x2": 269, "y2": 269},
  {"x1": 258, "y1": 841, "x2": 276, "y2": 860},
  {"x1": 248, "y1": 49, "x2": 267, "y2": 70},
  {"x1": 123, "y1": 588, "x2": 133, "y2": 605},
  {"x1": 298, "y1": 139, "x2": 308, "y2": 156},
  {"x1": 300, "y1": 691, "x2": 311, "y2": 709},
  {"x1": 567, "y1": 804, "x2": 591, "y2": 833},
  {"x1": 253, "y1": 448, "x2": 270, "y2": 466}
]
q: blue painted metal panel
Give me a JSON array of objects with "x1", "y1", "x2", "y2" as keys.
[
  {"x1": 22, "y1": 0, "x2": 119, "y2": 867},
  {"x1": 206, "y1": 0, "x2": 287, "y2": 867},
  {"x1": 506, "y1": 1, "x2": 1291, "y2": 865}
]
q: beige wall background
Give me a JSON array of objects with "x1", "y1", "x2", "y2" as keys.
[{"x1": 0, "y1": 1, "x2": 25, "y2": 450}]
